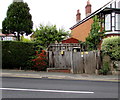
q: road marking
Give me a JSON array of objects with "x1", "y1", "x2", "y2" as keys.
[{"x1": 0, "y1": 88, "x2": 94, "y2": 94}]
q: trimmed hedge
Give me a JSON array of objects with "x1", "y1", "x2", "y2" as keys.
[
  {"x1": 101, "y1": 36, "x2": 120, "y2": 61},
  {"x1": 2, "y1": 41, "x2": 35, "y2": 69}
]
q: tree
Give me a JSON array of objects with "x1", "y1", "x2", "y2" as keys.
[
  {"x1": 32, "y1": 24, "x2": 69, "y2": 49},
  {"x1": 2, "y1": 2, "x2": 33, "y2": 41},
  {"x1": 86, "y1": 16, "x2": 105, "y2": 50}
]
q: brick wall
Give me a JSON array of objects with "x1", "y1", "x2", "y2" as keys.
[
  {"x1": 62, "y1": 38, "x2": 79, "y2": 43},
  {"x1": 71, "y1": 18, "x2": 93, "y2": 42},
  {"x1": 47, "y1": 68, "x2": 71, "y2": 73}
]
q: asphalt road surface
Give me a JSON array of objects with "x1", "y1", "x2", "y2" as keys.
[{"x1": 1, "y1": 77, "x2": 119, "y2": 98}]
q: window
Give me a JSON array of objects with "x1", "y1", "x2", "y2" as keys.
[
  {"x1": 105, "y1": 14, "x2": 112, "y2": 31},
  {"x1": 116, "y1": 1, "x2": 120, "y2": 8},
  {"x1": 110, "y1": 2, "x2": 116, "y2": 8},
  {"x1": 109, "y1": 1, "x2": 120, "y2": 8},
  {"x1": 3, "y1": 37, "x2": 14, "y2": 41},
  {"x1": 115, "y1": 14, "x2": 120, "y2": 31}
]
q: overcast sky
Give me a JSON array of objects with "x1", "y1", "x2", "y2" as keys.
[{"x1": 0, "y1": 0, "x2": 111, "y2": 31}]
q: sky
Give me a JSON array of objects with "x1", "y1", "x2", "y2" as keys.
[{"x1": 0, "y1": 0, "x2": 111, "y2": 31}]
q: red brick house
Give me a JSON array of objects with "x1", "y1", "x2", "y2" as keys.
[
  {"x1": 70, "y1": 0, "x2": 120, "y2": 42},
  {"x1": 62, "y1": 37, "x2": 79, "y2": 43}
]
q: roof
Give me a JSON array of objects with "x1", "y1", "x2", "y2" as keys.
[
  {"x1": 0, "y1": 29, "x2": 16, "y2": 37},
  {"x1": 62, "y1": 37, "x2": 79, "y2": 43},
  {"x1": 70, "y1": 0, "x2": 119, "y2": 30},
  {"x1": 0, "y1": 33, "x2": 15, "y2": 37}
]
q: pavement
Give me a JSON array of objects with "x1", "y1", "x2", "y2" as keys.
[{"x1": 0, "y1": 69, "x2": 120, "y2": 82}]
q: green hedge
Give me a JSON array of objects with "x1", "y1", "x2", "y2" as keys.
[
  {"x1": 101, "y1": 36, "x2": 120, "y2": 61},
  {"x1": 2, "y1": 41, "x2": 35, "y2": 69}
]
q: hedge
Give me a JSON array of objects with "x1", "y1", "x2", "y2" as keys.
[
  {"x1": 101, "y1": 36, "x2": 120, "y2": 61},
  {"x1": 2, "y1": 41, "x2": 35, "y2": 69}
]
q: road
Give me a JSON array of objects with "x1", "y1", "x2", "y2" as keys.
[{"x1": 1, "y1": 77, "x2": 119, "y2": 98}]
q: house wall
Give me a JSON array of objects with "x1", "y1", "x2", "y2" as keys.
[
  {"x1": 62, "y1": 38, "x2": 79, "y2": 43},
  {"x1": 0, "y1": 33, "x2": 16, "y2": 41},
  {"x1": 71, "y1": 18, "x2": 93, "y2": 42}
]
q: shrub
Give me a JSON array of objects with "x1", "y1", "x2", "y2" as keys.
[
  {"x1": 86, "y1": 16, "x2": 105, "y2": 50},
  {"x1": 101, "y1": 36, "x2": 120, "y2": 61},
  {"x1": 31, "y1": 50, "x2": 48, "y2": 71},
  {"x1": 21, "y1": 36, "x2": 32, "y2": 43},
  {"x1": 99, "y1": 61, "x2": 110, "y2": 75},
  {"x1": 2, "y1": 41, "x2": 35, "y2": 69}
]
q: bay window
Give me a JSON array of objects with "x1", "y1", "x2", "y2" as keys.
[
  {"x1": 115, "y1": 13, "x2": 120, "y2": 31},
  {"x1": 105, "y1": 14, "x2": 111, "y2": 31}
]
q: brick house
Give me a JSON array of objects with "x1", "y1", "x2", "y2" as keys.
[
  {"x1": 70, "y1": 0, "x2": 120, "y2": 42},
  {"x1": 62, "y1": 37, "x2": 79, "y2": 43},
  {"x1": 0, "y1": 29, "x2": 16, "y2": 41}
]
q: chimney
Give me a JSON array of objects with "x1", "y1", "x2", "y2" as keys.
[
  {"x1": 76, "y1": 9, "x2": 81, "y2": 23},
  {"x1": 85, "y1": 0, "x2": 92, "y2": 17}
]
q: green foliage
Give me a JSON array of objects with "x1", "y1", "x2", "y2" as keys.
[
  {"x1": 86, "y1": 16, "x2": 105, "y2": 50},
  {"x1": 32, "y1": 24, "x2": 69, "y2": 49},
  {"x1": 2, "y1": 2, "x2": 33, "y2": 41},
  {"x1": 21, "y1": 36, "x2": 32, "y2": 42},
  {"x1": 25, "y1": 50, "x2": 48, "y2": 71},
  {"x1": 101, "y1": 36, "x2": 120, "y2": 60},
  {"x1": 99, "y1": 61, "x2": 110, "y2": 75},
  {"x1": 2, "y1": 41, "x2": 35, "y2": 69}
]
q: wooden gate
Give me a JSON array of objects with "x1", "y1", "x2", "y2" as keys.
[
  {"x1": 48, "y1": 44, "x2": 101, "y2": 74},
  {"x1": 49, "y1": 51, "x2": 71, "y2": 69},
  {"x1": 48, "y1": 50, "x2": 101, "y2": 74},
  {"x1": 72, "y1": 51, "x2": 101, "y2": 74}
]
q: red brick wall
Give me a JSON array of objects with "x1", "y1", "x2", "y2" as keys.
[
  {"x1": 105, "y1": 34, "x2": 120, "y2": 38},
  {"x1": 98, "y1": 34, "x2": 120, "y2": 50},
  {"x1": 71, "y1": 18, "x2": 93, "y2": 42},
  {"x1": 62, "y1": 38, "x2": 79, "y2": 43},
  {"x1": 47, "y1": 69, "x2": 71, "y2": 73}
]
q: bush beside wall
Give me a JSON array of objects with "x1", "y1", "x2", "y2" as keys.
[
  {"x1": 101, "y1": 36, "x2": 120, "y2": 61},
  {"x1": 101, "y1": 36, "x2": 120, "y2": 75},
  {"x1": 2, "y1": 41, "x2": 35, "y2": 69}
]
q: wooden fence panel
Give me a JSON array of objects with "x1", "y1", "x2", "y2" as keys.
[
  {"x1": 84, "y1": 51, "x2": 96, "y2": 74},
  {"x1": 48, "y1": 51, "x2": 53, "y2": 68},
  {"x1": 64, "y1": 51, "x2": 71, "y2": 68},
  {"x1": 79, "y1": 53, "x2": 84, "y2": 74},
  {"x1": 49, "y1": 51, "x2": 72, "y2": 69},
  {"x1": 54, "y1": 51, "x2": 60, "y2": 68},
  {"x1": 48, "y1": 50, "x2": 101, "y2": 74},
  {"x1": 58, "y1": 51, "x2": 66, "y2": 68},
  {"x1": 72, "y1": 52, "x2": 84, "y2": 74}
]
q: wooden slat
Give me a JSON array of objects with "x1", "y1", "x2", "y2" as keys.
[{"x1": 48, "y1": 49, "x2": 101, "y2": 74}]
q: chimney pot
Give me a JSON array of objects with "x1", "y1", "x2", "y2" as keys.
[
  {"x1": 76, "y1": 9, "x2": 81, "y2": 23},
  {"x1": 85, "y1": 0, "x2": 92, "y2": 17},
  {"x1": 87, "y1": 0, "x2": 90, "y2": 5}
]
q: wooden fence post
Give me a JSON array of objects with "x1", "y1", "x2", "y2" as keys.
[{"x1": 70, "y1": 51, "x2": 74, "y2": 73}]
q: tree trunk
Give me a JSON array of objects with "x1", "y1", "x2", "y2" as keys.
[{"x1": 17, "y1": 32, "x2": 20, "y2": 41}]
